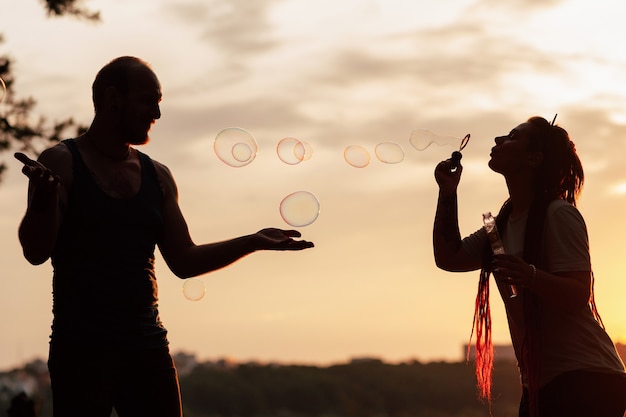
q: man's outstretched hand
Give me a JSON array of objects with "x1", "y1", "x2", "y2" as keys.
[{"x1": 254, "y1": 228, "x2": 314, "y2": 251}]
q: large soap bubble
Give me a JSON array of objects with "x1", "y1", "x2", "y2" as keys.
[
  {"x1": 279, "y1": 191, "x2": 320, "y2": 227},
  {"x1": 214, "y1": 127, "x2": 258, "y2": 167}
]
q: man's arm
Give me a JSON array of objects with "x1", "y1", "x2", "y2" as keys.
[
  {"x1": 154, "y1": 162, "x2": 313, "y2": 279},
  {"x1": 15, "y1": 145, "x2": 72, "y2": 265},
  {"x1": 433, "y1": 159, "x2": 481, "y2": 272}
]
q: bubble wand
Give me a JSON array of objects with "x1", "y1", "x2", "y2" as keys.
[{"x1": 450, "y1": 133, "x2": 470, "y2": 170}]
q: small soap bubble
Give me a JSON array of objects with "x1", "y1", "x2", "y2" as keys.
[
  {"x1": 344, "y1": 145, "x2": 370, "y2": 168},
  {"x1": 295, "y1": 140, "x2": 313, "y2": 161},
  {"x1": 214, "y1": 127, "x2": 258, "y2": 167},
  {"x1": 277, "y1": 137, "x2": 305, "y2": 165},
  {"x1": 279, "y1": 191, "x2": 320, "y2": 227},
  {"x1": 375, "y1": 142, "x2": 404, "y2": 164},
  {"x1": 231, "y1": 142, "x2": 254, "y2": 162},
  {"x1": 183, "y1": 278, "x2": 206, "y2": 301}
]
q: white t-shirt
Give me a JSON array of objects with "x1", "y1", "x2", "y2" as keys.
[{"x1": 462, "y1": 199, "x2": 625, "y2": 386}]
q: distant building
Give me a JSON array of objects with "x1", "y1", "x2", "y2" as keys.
[{"x1": 463, "y1": 344, "x2": 516, "y2": 362}]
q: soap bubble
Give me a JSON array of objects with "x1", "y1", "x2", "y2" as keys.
[
  {"x1": 410, "y1": 129, "x2": 470, "y2": 171},
  {"x1": 279, "y1": 191, "x2": 320, "y2": 227},
  {"x1": 277, "y1": 137, "x2": 308, "y2": 165},
  {"x1": 183, "y1": 278, "x2": 206, "y2": 301},
  {"x1": 374, "y1": 142, "x2": 404, "y2": 164},
  {"x1": 409, "y1": 129, "x2": 461, "y2": 151},
  {"x1": 295, "y1": 140, "x2": 313, "y2": 161},
  {"x1": 231, "y1": 142, "x2": 254, "y2": 162},
  {"x1": 214, "y1": 127, "x2": 258, "y2": 167},
  {"x1": 344, "y1": 145, "x2": 370, "y2": 168}
]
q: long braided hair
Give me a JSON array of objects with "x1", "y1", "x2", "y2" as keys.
[{"x1": 469, "y1": 116, "x2": 598, "y2": 414}]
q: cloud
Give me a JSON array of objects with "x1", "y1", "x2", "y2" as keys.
[
  {"x1": 472, "y1": 0, "x2": 566, "y2": 12},
  {"x1": 162, "y1": 0, "x2": 281, "y2": 57},
  {"x1": 154, "y1": 0, "x2": 589, "y2": 160}
]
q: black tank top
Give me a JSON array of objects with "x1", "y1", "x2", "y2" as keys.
[{"x1": 50, "y1": 138, "x2": 168, "y2": 349}]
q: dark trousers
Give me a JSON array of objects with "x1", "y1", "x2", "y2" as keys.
[
  {"x1": 48, "y1": 343, "x2": 182, "y2": 417},
  {"x1": 519, "y1": 370, "x2": 626, "y2": 417}
]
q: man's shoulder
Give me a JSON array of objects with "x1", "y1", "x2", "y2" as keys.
[
  {"x1": 147, "y1": 156, "x2": 172, "y2": 177},
  {"x1": 39, "y1": 141, "x2": 72, "y2": 165},
  {"x1": 144, "y1": 155, "x2": 178, "y2": 196}
]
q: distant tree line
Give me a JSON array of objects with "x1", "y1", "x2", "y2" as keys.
[
  {"x1": 177, "y1": 359, "x2": 522, "y2": 417},
  {"x1": 1, "y1": 358, "x2": 522, "y2": 417}
]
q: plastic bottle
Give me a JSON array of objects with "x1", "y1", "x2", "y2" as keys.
[{"x1": 482, "y1": 212, "x2": 517, "y2": 298}]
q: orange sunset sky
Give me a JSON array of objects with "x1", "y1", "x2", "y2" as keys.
[{"x1": 0, "y1": 0, "x2": 625, "y2": 371}]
